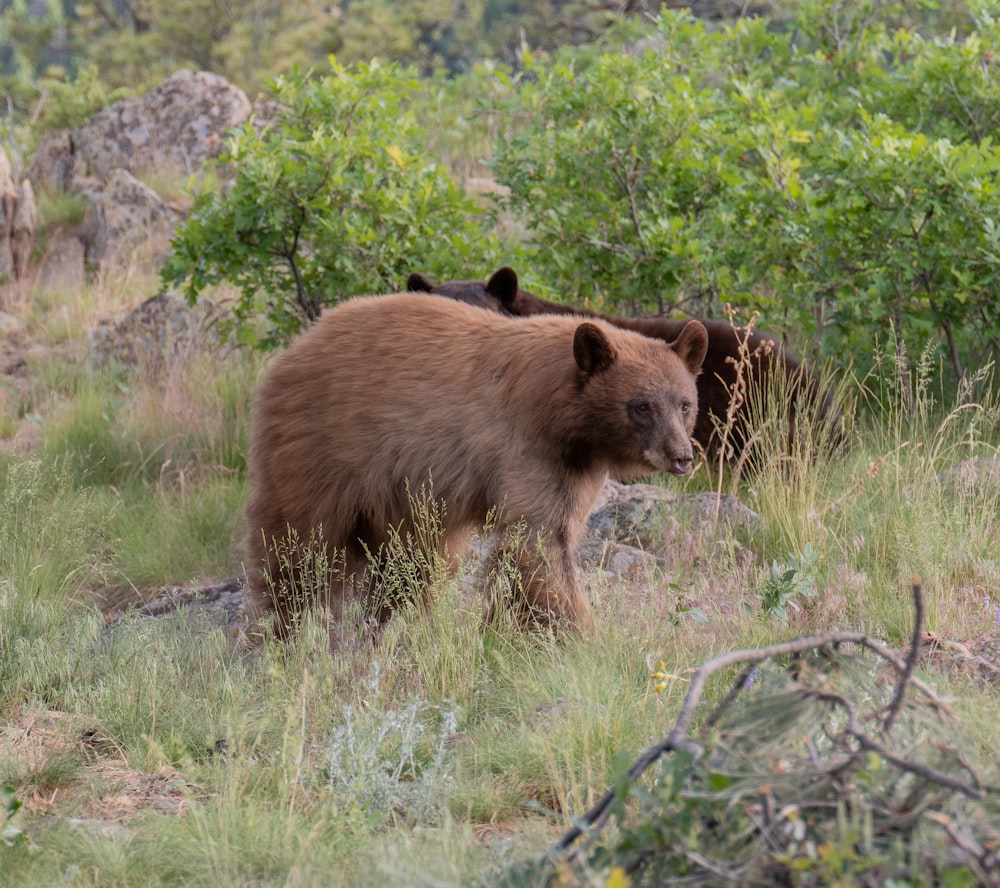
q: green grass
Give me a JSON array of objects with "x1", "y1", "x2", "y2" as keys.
[
  {"x1": 2, "y1": 286, "x2": 1000, "y2": 884},
  {"x1": 31, "y1": 187, "x2": 91, "y2": 262},
  {"x1": 31, "y1": 348, "x2": 252, "y2": 595},
  {"x1": 108, "y1": 474, "x2": 246, "y2": 586}
]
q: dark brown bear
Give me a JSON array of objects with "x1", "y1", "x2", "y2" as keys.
[
  {"x1": 244, "y1": 291, "x2": 708, "y2": 642},
  {"x1": 408, "y1": 267, "x2": 842, "y2": 462}
]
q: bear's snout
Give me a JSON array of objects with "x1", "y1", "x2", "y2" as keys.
[
  {"x1": 669, "y1": 455, "x2": 693, "y2": 475},
  {"x1": 642, "y1": 445, "x2": 695, "y2": 475}
]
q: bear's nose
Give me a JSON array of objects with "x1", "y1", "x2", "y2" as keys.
[{"x1": 670, "y1": 456, "x2": 693, "y2": 475}]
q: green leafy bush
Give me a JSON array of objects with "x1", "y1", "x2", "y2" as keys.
[
  {"x1": 490, "y1": 4, "x2": 1000, "y2": 383},
  {"x1": 754, "y1": 542, "x2": 819, "y2": 621},
  {"x1": 162, "y1": 60, "x2": 497, "y2": 348}
]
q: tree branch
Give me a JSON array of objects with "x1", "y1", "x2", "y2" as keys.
[
  {"x1": 882, "y1": 575, "x2": 923, "y2": 736},
  {"x1": 545, "y1": 581, "x2": 964, "y2": 872}
]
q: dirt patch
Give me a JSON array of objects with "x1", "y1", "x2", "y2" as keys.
[
  {"x1": 916, "y1": 629, "x2": 1000, "y2": 683},
  {"x1": 1, "y1": 707, "x2": 204, "y2": 834}
]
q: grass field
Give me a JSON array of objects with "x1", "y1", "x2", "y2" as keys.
[{"x1": 2, "y1": 249, "x2": 999, "y2": 886}]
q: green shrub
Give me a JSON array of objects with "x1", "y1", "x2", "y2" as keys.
[
  {"x1": 162, "y1": 60, "x2": 499, "y2": 349},
  {"x1": 490, "y1": 4, "x2": 1000, "y2": 384}
]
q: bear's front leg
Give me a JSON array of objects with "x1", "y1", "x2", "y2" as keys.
[{"x1": 486, "y1": 524, "x2": 595, "y2": 636}]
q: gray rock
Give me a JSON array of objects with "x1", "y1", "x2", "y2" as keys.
[
  {"x1": 587, "y1": 479, "x2": 758, "y2": 549},
  {"x1": 0, "y1": 149, "x2": 35, "y2": 283},
  {"x1": 27, "y1": 70, "x2": 251, "y2": 193},
  {"x1": 82, "y1": 168, "x2": 185, "y2": 265},
  {"x1": 25, "y1": 130, "x2": 76, "y2": 193},
  {"x1": 0, "y1": 147, "x2": 17, "y2": 279},
  {"x1": 11, "y1": 178, "x2": 36, "y2": 279},
  {"x1": 579, "y1": 539, "x2": 662, "y2": 580},
  {"x1": 87, "y1": 290, "x2": 227, "y2": 378},
  {"x1": 38, "y1": 235, "x2": 87, "y2": 289}
]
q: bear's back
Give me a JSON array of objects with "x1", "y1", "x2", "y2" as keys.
[{"x1": 257, "y1": 292, "x2": 585, "y2": 420}]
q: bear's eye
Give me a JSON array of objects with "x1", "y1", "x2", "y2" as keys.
[
  {"x1": 628, "y1": 400, "x2": 655, "y2": 424},
  {"x1": 680, "y1": 401, "x2": 691, "y2": 415}
]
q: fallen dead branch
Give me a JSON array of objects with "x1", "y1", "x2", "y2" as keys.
[{"x1": 530, "y1": 579, "x2": 1000, "y2": 887}]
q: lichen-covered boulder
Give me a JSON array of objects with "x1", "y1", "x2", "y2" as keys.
[
  {"x1": 83, "y1": 169, "x2": 185, "y2": 264},
  {"x1": 27, "y1": 69, "x2": 251, "y2": 193}
]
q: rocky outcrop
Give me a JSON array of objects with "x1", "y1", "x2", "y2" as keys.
[
  {"x1": 83, "y1": 169, "x2": 186, "y2": 265},
  {"x1": 25, "y1": 69, "x2": 251, "y2": 274},
  {"x1": 87, "y1": 290, "x2": 228, "y2": 378},
  {"x1": 0, "y1": 148, "x2": 36, "y2": 284},
  {"x1": 27, "y1": 70, "x2": 251, "y2": 194}
]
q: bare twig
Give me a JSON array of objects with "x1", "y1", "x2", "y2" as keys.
[
  {"x1": 882, "y1": 575, "x2": 923, "y2": 736},
  {"x1": 805, "y1": 687, "x2": 987, "y2": 800},
  {"x1": 700, "y1": 663, "x2": 759, "y2": 736}
]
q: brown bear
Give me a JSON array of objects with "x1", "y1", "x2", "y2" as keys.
[
  {"x1": 407, "y1": 267, "x2": 843, "y2": 463},
  {"x1": 244, "y1": 291, "x2": 708, "y2": 642}
]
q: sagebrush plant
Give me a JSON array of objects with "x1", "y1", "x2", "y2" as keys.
[{"x1": 325, "y1": 661, "x2": 459, "y2": 827}]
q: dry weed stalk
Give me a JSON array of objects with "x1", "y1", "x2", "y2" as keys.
[{"x1": 711, "y1": 304, "x2": 772, "y2": 519}]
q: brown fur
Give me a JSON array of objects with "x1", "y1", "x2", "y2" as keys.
[
  {"x1": 245, "y1": 291, "x2": 708, "y2": 642},
  {"x1": 407, "y1": 268, "x2": 843, "y2": 461}
]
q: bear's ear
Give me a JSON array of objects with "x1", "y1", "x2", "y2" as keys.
[
  {"x1": 407, "y1": 272, "x2": 434, "y2": 293},
  {"x1": 485, "y1": 267, "x2": 519, "y2": 310},
  {"x1": 573, "y1": 322, "x2": 617, "y2": 375},
  {"x1": 669, "y1": 320, "x2": 709, "y2": 376}
]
